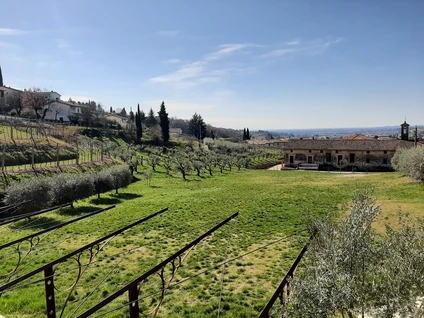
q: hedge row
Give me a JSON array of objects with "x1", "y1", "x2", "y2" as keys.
[{"x1": 2, "y1": 165, "x2": 132, "y2": 216}]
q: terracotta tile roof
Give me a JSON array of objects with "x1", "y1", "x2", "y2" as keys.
[
  {"x1": 247, "y1": 139, "x2": 283, "y2": 145},
  {"x1": 285, "y1": 139, "x2": 415, "y2": 151},
  {"x1": 343, "y1": 134, "x2": 374, "y2": 140}
]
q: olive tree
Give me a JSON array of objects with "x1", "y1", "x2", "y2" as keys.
[
  {"x1": 392, "y1": 147, "x2": 424, "y2": 181},
  {"x1": 287, "y1": 190, "x2": 424, "y2": 318},
  {"x1": 109, "y1": 165, "x2": 132, "y2": 194},
  {"x1": 174, "y1": 152, "x2": 191, "y2": 180}
]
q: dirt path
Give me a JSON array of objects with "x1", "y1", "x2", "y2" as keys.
[{"x1": 268, "y1": 164, "x2": 282, "y2": 170}]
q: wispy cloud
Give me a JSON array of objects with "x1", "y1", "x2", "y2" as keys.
[
  {"x1": 262, "y1": 37, "x2": 343, "y2": 58},
  {"x1": 55, "y1": 39, "x2": 83, "y2": 56},
  {"x1": 0, "y1": 41, "x2": 17, "y2": 49},
  {"x1": 150, "y1": 43, "x2": 260, "y2": 87},
  {"x1": 285, "y1": 40, "x2": 301, "y2": 45},
  {"x1": 150, "y1": 61, "x2": 205, "y2": 83},
  {"x1": 205, "y1": 43, "x2": 259, "y2": 61},
  {"x1": 36, "y1": 61, "x2": 63, "y2": 68},
  {"x1": 262, "y1": 48, "x2": 298, "y2": 58},
  {"x1": 61, "y1": 95, "x2": 94, "y2": 103},
  {"x1": 165, "y1": 58, "x2": 181, "y2": 64},
  {"x1": 157, "y1": 30, "x2": 180, "y2": 37},
  {"x1": 0, "y1": 28, "x2": 26, "y2": 35},
  {"x1": 144, "y1": 100, "x2": 215, "y2": 112}
]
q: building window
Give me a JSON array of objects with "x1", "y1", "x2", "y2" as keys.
[
  {"x1": 309, "y1": 150, "x2": 311, "y2": 153},
  {"x1": 336, "y1": 150, "x2": 339, "y2": 153},
  {"x1": 384, "y1": 151, "x2": 387, "y2": 154},
  {"x1": 308, "y1": 156, "x2": 313, "y2": 164},
  {"x1": 349, "y1": 153, "x2": 355, "y2": 163},
  {"x1": 325, "y1": 153, "x2": 331, "y2": 163},
  {"x1": 77, "y1": 109, "x2": 80, "y2": 113},
  {"x1": 366, "y1": 158, "x2": 370, "y2": 163},
  {"x1": 290, "y1": 149, "x2": 293, "y2": 152},
  {"x1": 337, "y1": 155, "x2": 343, "y2": 165},
  {"x1": 367, "y1": 151, "x2": 370, "y2": 154},
  {"x1": 383, "y1": 158, "x2": 388, "y2": 164},
  {"x1": 320, "y1": 150, "x2": 323, "y2": 153},
  {"x1": 289, "y1": 156, "x2": 294, "y2": 164}
]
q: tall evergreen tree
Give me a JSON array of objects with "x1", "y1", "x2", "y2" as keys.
[
  {"x1": 0, "y1": 65, "x2": 3, "y2": 87},
  {"x1": 188, "y1": 112, "x2": 207, "y2": 140},
  {"x1": 158, "y1": 101, "x2": 170, "y2": 143},
  {"x1": 243, "y1": 128, "x2": 247, "y2": 140},
  {"x1": 109, "y1": 106, "x2": 112, "y2": 113},
  {"x1": 146, "y1": 107, "x2": 157, "y2": 127},
  {"x1": 246, "y1": 128, "x2": 250, "y2": 140},
  {"x1": 139, "y1": 110, "x2": 146, "y2": 123},
  {"x1": 136, "y1": 104, "x2": 142, "y2": 141}
]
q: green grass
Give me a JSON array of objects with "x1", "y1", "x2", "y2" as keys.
[{"x1": 0, "y1": 168, "x2": 423, "y2": 317}]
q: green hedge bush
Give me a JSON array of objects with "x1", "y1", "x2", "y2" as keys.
[{"x1": 2, "y1": 165, "x2": 132, "y2": 217}]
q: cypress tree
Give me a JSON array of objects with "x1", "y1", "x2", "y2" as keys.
[
  {"x1": 136, "y1": 104, "x2": 142, "y2": 141},
  {"x1": 109, "y1": 106, "x2": 112, "y2": 113},
  {"x1": 146, "y1": 108, "x2": 157, "y2": 127},
  {"x1": 158, "y1": 101, "x2": 170, "y2": 143},
  {"x1": 246, "y1": 128, "x2": 250, "y2": 140},
  {"x1": 243, "y1": 128, "x2": 246, "y2": 140},
  {"x1": 0, "y1": 65, "x2": 3, "y2": 87}
]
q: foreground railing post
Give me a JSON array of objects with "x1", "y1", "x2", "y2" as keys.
[
  {"x1": 128, "y1": 283, "x2": 140, "y2": 318},
  {"x1": 258, "y1": 233, "x2": 315, "y2": 318},
  {"x1": 77, "y1": 212, "x2": 238, "y2": 318},
  {"x1": 44, "y1": 265, "x2": 56, "y2": 318}
]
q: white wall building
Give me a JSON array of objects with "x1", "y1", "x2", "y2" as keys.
[{"x1": 44, "y1": 100, "x2": 85, "y2": 122}]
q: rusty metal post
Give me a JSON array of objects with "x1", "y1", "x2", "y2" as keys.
[
  {"x1": 44, "y1": 266, "x2": 56, "y2": 318},
  {"x1": 128, "y1": 283, "x2": 140, "y2": 318}
]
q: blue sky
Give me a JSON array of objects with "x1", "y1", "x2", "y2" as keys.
[{"x1": 0, "y1": 0, "x2": 423, "y2": 129}]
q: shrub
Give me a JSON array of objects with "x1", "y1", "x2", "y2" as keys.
[
  {"x1": 109, "y1": 165, "x2": 132, "y2": 193},
  {"x1": 3, "y1": 177, "x2": 53, "y2": 215},
  {"x1": 92, "y1": 169, "x2": 115, "y2": 198},
  {"x1": 392, "y1": 147, "x2": 424, "y2": 181},
  {"x1": 49, "y1": 173, "x2": 95, "y2": 207}
]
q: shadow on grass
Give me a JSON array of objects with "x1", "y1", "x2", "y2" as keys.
[
  {"x1": 90, "y1": 197, "x2": 122, "y2": 205},
  {"x1": 57, "y1": 206, "x2": 100, "y2": 216},
  {"x1": 10, "y1": 216, "x2": 62, "y2": 230},
  {"x1": 110, "y1": 193, "x2": 142, "y2": 200}
]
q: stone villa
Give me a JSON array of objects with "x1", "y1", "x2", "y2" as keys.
[{"x1": 284, "y1": 121, "x2": 417, "y2": 171}]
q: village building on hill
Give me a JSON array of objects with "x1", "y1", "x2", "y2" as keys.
[{"x1": 284, "y1": 121, "x2": 417, "y2": 171}]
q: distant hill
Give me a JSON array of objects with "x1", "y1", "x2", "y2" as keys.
[{"x1": 270, "y1": 125, "x2": 424, "y2": 138}]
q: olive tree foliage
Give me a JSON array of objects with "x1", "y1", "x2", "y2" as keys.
[
  {"x1": 109, "y1": 165, "x2": 132, "y2": 194},
  {"x1": 392, "y1": 147, "x2": 424, "y2": 181},
  {"x1": 174, "y1": 152, "x2": 191, "y2": 180},
  {"x1": 3, "y1": 177, "x2": 52, "y2": 214},
  {"x1": 192, "y1": 160, "x2": 204, "y2": 177},
  {"x1": 146, "y1": 154, "x2": 160, "y2": 171},
  {"x1": 287, "y1": 190, "x2": 424, "y2": 318},
  {"x1": 91, "y1": 169, "x2": 114, "y2": 199},
  {"x1": 49, "y1": 174, "x2": 95, "y2": 208},
  {"x1": 2, "y1": 165, "x2": 133, "y2": 215}
]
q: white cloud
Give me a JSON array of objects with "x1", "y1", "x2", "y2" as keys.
[
  {"x1": 0, "y1": 28, "x2": 26, "y2": 35},
  {"x1": 61, "y1": 95, "x2": 94, "y2": 103},
  {"x1": 143, "y1": 100, "x2": 215, "y2": 112},
  {"x1": 157, "y1": 30, "x2": 180, "y2": 37},
  {"x1": 149, "y1": 43, "x2": 260, "y2": 88},
  {"x1": 262, "y1": 37, "x2": 343, "y2": 58},
  {"x1": 150, "y1": 61, "x2": 205, "y2": 83},
  {"x1": 261, "y1": 48, "x2": 298, "y2": 58},
  {"x1": 36, "y1": 61, "x2": 63, "y2": 68},
  {"x1": 205, "y1": 43, "x2": 261, "y2": 61},
  {"x1": 56, "y1": 39, "x2": 70, "y2": 49},
  {"x1": 285, "y1": 40, "x2": 301, "y2": 45},
  {"x1": 0, "y1": 41, "x2": 17, "y2": 49},
  {"x1": 165, "y1": 59, "x2": 181, "y2": 64}
]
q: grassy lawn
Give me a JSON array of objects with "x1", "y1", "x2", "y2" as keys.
[{"x1": 0, "y1": 168, "x2": 423, "y2": 317}]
